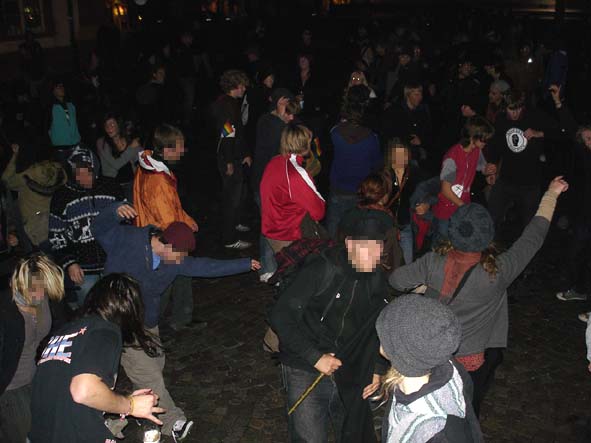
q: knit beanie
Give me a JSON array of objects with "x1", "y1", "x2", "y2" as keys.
[
  {"x1": 162, "y1": 222, "x2": 196, "y2": 253},
  {"x1": 376, "y1": 295, "x2": 461, "y2": 377},
  {"x1": 340, "y1": 208, "x2": 391, "y2": 241},
  {"x1": 448, "y1": 203, "x2": 494, "y2": 252}
]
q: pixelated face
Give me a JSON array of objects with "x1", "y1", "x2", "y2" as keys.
[
  {"x1": 262, "y1": 74, "x2": 274, "y2": 89},
  {"x1": 28, "y1": 274, "x2": 45, "y2": 303},
  {"x1": 581, "y1": 130, "x2": 591, "y2": 150},
  {"x1": 488, "y1": 86, "x2": 503, "y2": 105},
  {"x1": 407, "y1": 88, "x2": 423, "y2": 108},
  {"x1": 391, "y1": 146, "x2": 409, "y2": 167},
  {"x1": 398, "y1": 54, "x2": 411, "y2": 66},
  {"x1": 484, "y1": 64, "x2": 495, "y2": 76},
  {"x1": 161, "y1": 244, "x2": 188, "y2": 265},
  {"x1": 346, "y1": 238, "x2": 384, "y2": 273},
  {"x1": 163, "y1": 138, "x2": 186, "y2": 163},
  {"x1": 104, "y1": 118, "x2": 119, "y2": 138},
  {"x1": 75, "y1": 167, "x2": 94, "y2": 189},
  {"x1": 506, "y1": 106, "x2": 523, "y2": 121}
]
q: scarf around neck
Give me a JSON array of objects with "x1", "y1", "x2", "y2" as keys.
[
  {"x1": 440, "y1": 250, "x2": 481, "y2": 298},
  {"x1": 386, "y1": 361, "x2": 466, "y2": 443}
]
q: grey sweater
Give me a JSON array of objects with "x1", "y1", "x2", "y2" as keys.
[{"x1": 389, "y1": 216, "x2": 550, "y2": 357}]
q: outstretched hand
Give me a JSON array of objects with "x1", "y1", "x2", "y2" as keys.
[{"x1": 548, "y1": 176, "x2": 568, "y2": 195}]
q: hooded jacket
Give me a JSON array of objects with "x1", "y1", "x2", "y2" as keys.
[
  {"x1": 49, "y1": 146, "x2": 122, "y2": 271},
  {"x1": 2, "y1": 153, "x2": 66, "y2": 245},
  {"x1": 133, "y1": 150, "x2": 196, "y2": 230}
]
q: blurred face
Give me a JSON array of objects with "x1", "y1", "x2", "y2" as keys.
[
  {"x1": 262, "y1": 74, "x2": 274, "y2": 89},
  {"x1": 458, "y1": 62, "x2": 473, "y2": 78},
  {"x1": 520, "y1": 45, "x2": 531, "y2": 59},
  {"x1": 472, "y1": 138, "x2": 488, "y2": 150},
  {"x1": 163, "y1": 138, "x2": 186, "y2": 163},
  {"x1": 53, "y1": 83, "x2": 65, "y2": 100},
  {"x1": 391, "y1": 146, "x2": 410, "y2": 168},
  {"x1": 488, "y1": 86, "x2": 503, "y2": 105},
  {"x1": 104, "y1": 118, "x2": 119, "y2": 138},
  {"x1": 413, "y1": 46, "x2": 422, "y2": 59},
  {"x1": 345, "y1": 238, "x2": 384, "y2": 273},
  {"x1": 75, "y1": 167, "x2": 94, "y2": 189},
  {"x1": 406, "y1": 88, "x2": 423, "y2": 108},
  {"x1": 161, "y1": 244, "x2": 188, "y2": 265},
  {"x1": 153, "y1": 67, "x2": 166, "y2": 84},
  {"x1": 581, "y1": 129, "x2": 591, "y2": 150},
  {"x1": 28, "y1": 276, "x2": 45, "y2": 304},
  {"x1": 302, "y1": 31, "x2": 312, "y2": 46},
  {"x1": 299, "y1": 56, "x2": 310, "y2": 71},
  {"x1": 231, "y1": 84, "x2": 247, "y2": 98},
  {"x1": 181, "y1": 34, "x2": 193, "y2": 46},
  {"x1": 280, "y1": 111, "x2": 295, "y2": 124},
  {"x1": 506, "y1": 106, "x2": 524, "y2": 121},
  {"x1": 398, "y1": 54, "x2": 411, "y2": 66},
  {"x1": 350, "y1": 71, "x2": 365, "y2": 86}
]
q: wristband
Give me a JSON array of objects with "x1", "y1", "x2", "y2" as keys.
[{"x1": 120, "y1": 395, "x2": 134, "y2": 420}]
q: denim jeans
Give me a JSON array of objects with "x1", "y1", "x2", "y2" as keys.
[
  {"x1": 74, "y1": 272, "x2": 102, "y2": 307},
  {"x1": 432, "y1": 217, "x2": 450, "y2": 248},
  {"x1": 399, "y1": 224, "x2": 414, "y2": 265},
  {"x1": 254, "y1": 192, "x2": 277, "y2": 276},
  {"x1": 281, "y1": 365, "x2": 345, "y2": 443},
  {"x1": 325, "y1": 192, "x2": 358, "y2": 239}
]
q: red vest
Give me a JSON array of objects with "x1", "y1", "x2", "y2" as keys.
[{"x1": 432, "y1": 144, "x2": 480, "y2": 220}]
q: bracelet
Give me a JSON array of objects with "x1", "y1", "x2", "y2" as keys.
[{"x1": 120, "y1": 395, "x2": 134, "y2": 420}]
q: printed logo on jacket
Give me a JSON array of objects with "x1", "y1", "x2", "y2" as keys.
[{"x1": 506, "y1": 128, "x2": 528, "y2": 153}]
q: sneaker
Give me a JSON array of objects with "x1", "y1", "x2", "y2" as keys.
[
  {"x1": 259, "y1": 272, "x2": 274, "y2": 283},
  {"x1": 224, "y1": 240, "x2": 252, "y2": 250},
  {"x1": 172, "y1": 419, "x2": 194, "y2": 442},
  {"x1": 556, "y1": 289, "x2": 588, "y2": 302},
  {"x1": 579, "y1": 312, "x2": 590, "y2": 323},
  {"x1": 235, "y1": 224, "x2": 251, "y2": 232}
]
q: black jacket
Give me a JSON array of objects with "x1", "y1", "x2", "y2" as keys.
[
  {"x1": 211, "y1": 94, "x2": 248, "y2": 167},
  {"x1": 252, "y1": 112, "x2": 285, "y2": 191},
  {"x1": 381, "y1": 102, "x2": 433, "y2": 155},
  {"x1": 271, "y1": 246, "x2": 388, "y2": 442},
  {"x1": 0, "y1": 291, "x2": 24, "y2": 395}
]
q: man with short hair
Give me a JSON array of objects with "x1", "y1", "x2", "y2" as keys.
[
  {"x1": 271, "y1": 212, "x2": 390, "y2": 443},
  {"x1": 211, "y1": 69, "x2": 253, "y2": 250},
  {"x1": 93, "y1": 202, "x2": 259, "y2": 439}
]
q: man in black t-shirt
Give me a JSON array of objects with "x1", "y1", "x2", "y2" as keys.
[{"x1": 30, "y1": 274, "x2": 164, "y2": 443}]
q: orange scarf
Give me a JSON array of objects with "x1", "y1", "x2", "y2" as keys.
[{"x1": 440, "y1": 250, "x2": 481, "y2": 298}]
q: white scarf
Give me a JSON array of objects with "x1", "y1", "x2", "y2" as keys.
[{"x1": 138, "y1": 150, "x2": 171, "y2": 176}]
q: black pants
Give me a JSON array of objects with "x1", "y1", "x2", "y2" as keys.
[
  {"x1": 488, "y1": 181, "x2": 540, "y2": 234},
  {"x1": 564, "y1": 220, "x2": 591, "y2": 294},
  {"x1": 469, "y1": 348, "x2": 504, "y2": 418},
  {"x1": 219, "y1": 160, "x2": 246, "y2": 245}
]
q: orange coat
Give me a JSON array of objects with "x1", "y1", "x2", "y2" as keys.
[{"x1": 133, "y1": 152, "x2": 196, "y2": 230}]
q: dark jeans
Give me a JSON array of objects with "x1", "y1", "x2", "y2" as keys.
[
  {"x1": 254, "y1": 192, "x2": 277, "y2": 276},
  {"x1": 325, "y1": 192, "x2": 357, "y2": 239},
  {"x1": 282, "y1": 365, "x2": 345, "y2": 443},
  {"x1": 219, "y1": 161, "x2": 246, "y2": 245},
  {"x1": 160, "y1": 275, "x2": 193, "y2": 329},
  {"x1": 488, "y1": 181, "x2": 540, "y2": 234},
  {"x1": 0, "y1": 383, "x2": 32, "y2": 443},
  {"x1": 469, "y1": 348, "x2": 504, "y2": 418},
  {"x1": 564, "y1": 221, "x2": 591, "y2": 294}
]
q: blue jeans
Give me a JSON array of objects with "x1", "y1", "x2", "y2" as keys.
[
  {"x1": 75, "y1": 273, "x2": 102, "y2": 307},
  {"x1": 399, "y1": 224, "x2": 414, "y2": 265},
  {"x1": 432, "y1": 217, "x2": 450, "y2": 248},
  {"x1": 282, "y1": 365, "x2": 345, "y2": 443},
  {"x1": 326, "y1": 192, "x2": 358, "y2": 238},
  {"x1": 254, "y1": 192, "x2": 277, "y2": 276}
]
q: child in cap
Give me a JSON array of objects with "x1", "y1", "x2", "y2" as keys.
[{"x1": 375, "y1": 294, "x2": 483, "y2": 443}]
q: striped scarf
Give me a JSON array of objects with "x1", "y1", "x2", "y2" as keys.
[{"x1": 386, "y1": 362, "x2": 466, "y2": 443}]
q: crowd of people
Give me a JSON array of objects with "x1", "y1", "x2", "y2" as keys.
[{"x1": 0, "y1": 7, "x2": 590, "y2": 443}]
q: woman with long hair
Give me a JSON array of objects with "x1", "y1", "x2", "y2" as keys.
[
  {"x1": 30, "y1": 274, "x2": 165, "y2": 443},
  {"x1": 0, "y1": 253, "x2": 64, "y2": 443},
  {"x1": 389, "y1": 176, "x2": 569, "y2": 417},
  {"x1": 96, "y1": 112, "x2": 141, "y2": 200}
]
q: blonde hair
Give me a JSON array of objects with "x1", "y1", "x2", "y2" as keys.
[
  {"x1": 348, "y1": 71, "x2": 368, "y2": 88},
  {"x1": 11, "y1": 253, "x2": 65, "y2": 304},
  {"x1": 372, "y1": 366, "x2": 407, "y2": 407},
  {"x1": 280, "y1": 124, "x2": 312, "y2": 156},
  {"x1": 434, "y1": 240, "x2": 500, "y2": 277}
]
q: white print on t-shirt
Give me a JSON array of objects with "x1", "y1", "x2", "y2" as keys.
[
  {"x1": 451, "y1": 184, "x2": 464, "y2": 198},
  {"x1": 506, "y1": 128, "x2": 528, "y2": 153},
  {"x1": 38, "y1": 327, "x2": 87, "y2": 365}
]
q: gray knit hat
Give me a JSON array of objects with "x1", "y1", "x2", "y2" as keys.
[
  {"x1": 375, "y1": 295, "x2": 461, "y2": 377},
  {"x1": 448, "y1": 203, "x2": 494, "y2": 252}
]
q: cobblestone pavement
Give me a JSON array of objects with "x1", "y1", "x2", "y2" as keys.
[{"x1": 116, "y1": 219, "x2": 591, "y2": 443}]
